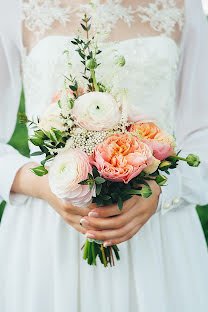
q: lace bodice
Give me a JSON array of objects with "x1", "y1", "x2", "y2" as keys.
[
  {"x1": 22, "y1": 0, "x2": 185, "y2": 145},
  {"x1": 22, "y1": 0, "x2": 184, "y2": 50}
]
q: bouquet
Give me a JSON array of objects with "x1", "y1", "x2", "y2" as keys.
[{"x1": 20, "y1": 15, "x2": 200, "y2": 268}]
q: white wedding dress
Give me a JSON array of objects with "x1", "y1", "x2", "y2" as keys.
[{"x1": 1, "y1": 1, "x2": 208, "y2": 311}]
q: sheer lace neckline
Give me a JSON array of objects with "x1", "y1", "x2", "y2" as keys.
[{"x1": 22, "y1": 0, "x2": 185, "y2": 54}]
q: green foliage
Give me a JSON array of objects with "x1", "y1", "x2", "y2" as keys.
[
  {"x1": 0, "y1": 89, "x2": 30, "y2": 221},
  {"x1": 30, "y1": 166, "x2": 48, "y2": 176},
  {"x1": 0, "y1": 201, "x2": 6, "y2": 222},
  {"x1": 196, "y1": 205, "x2": 208, "y2": 246},
  {"x1": 8, "y1": 90, "x2": 30, "y2": 158}
]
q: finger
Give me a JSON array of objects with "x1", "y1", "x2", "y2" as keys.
[
  {"x1": 85, "y1": 217, "x2": 142, "y2": 241},
  {"x1": 103, "y1": 223, "x2": 142, "y2": 246},
  {"x1": 88, "y1": 196, "x2": 137, "y2": 218},
  {"x1": 88, "y1": 203, "x2": 97, "y2": 210},
  {"x1": 64, "y1": 214, "x2": 98, "y2": 231},
  {"x1": 62, "y1": 201, "x2": 91, "y2": 216},
  {"x1": 82, "y1": 203, "x2": 141, "y2": 230},
  {"x1": 71, "y1": 222, "x2": 87, "y2": 235}
]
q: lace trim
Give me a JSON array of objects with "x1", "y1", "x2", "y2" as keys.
[
  {"x1": 136, "y1": 0, "x2": 185, "y2": 36},
  {"x1": 79, "y1": 0, "x2": 134, "y2": 34},
  {"x1": 22, "y1": 0, "x2": 185, "y2": 40},
  {"x1": 22, "y1": 0, "x2": 71, "y2": 39}
]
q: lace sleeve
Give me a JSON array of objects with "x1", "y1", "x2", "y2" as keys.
[{"x1": 0, "y1": 2, "x2": 31, "y2": 205}]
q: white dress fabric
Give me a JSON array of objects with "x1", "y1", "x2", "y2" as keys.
[{"x1": 0, "y1": 1, "x2": 208, "y2": 311}]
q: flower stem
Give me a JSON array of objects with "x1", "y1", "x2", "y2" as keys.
[
  {"x1": 90, "y1": 69, "x2": 99, "y2": 92},
  {"x1": 83, "y1": 239, "x2": 89, "y2": 260},
  {"x1": 100, "y1": 244, "x2": 107, "y2": 267},
  {"x1": 169, "y1": 155, "x2": 187, "y2": 162}
]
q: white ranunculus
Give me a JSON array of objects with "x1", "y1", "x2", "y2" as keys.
[
  {"x1": 72, "y1": 92, "x2": 121, "y2": 131},
  {"x1": 38, "y1": 103, "x2": 65, "y2": 132},
  {"x1": 48, "y1": 149, "x2": 94, "y2": 207},
  {"x1": 144, "y1": 156, "x2": 161, "y2": 175}
]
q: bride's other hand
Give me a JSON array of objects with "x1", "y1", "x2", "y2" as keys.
[
  {"x1": 11, "y1": 162, "x2": 96, "y2": 235},
  {"x1": 81, "y1": 181, "x2": 161, "y2": 246}
]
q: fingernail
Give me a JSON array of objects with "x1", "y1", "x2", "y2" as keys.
[
  {"x1": 85, "y1": 233, "x2": 95, "y2": 239},
  {"x1": 80, "y1": 218, "x2": 89, "y2": 226},
  {"x1": 88, "y1": 212, "x2": 99, "y2": 218},
  {"x1": 103, "y1": 241, "x2": 112, "y2": 248}
]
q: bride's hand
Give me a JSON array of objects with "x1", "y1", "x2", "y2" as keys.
[
  {"x1": 12, "y1": 162, "x2": 96, "y2": 235},
  {"x1": 41, "y1": 178, "x2": 98, "y2": 235},
  {"x1": 81, "y1": 181, "x2": 161, "y2": 246}
]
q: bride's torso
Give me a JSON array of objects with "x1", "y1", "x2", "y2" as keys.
[{"x1": 22, "y1": 0, "x2": 185, "y2": 135}]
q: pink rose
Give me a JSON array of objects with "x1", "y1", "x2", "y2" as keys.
[
  {"x1": 49, "y1": 149, "x2": 94, "y2": 207},
  {"x1": 130, "y1": 122, "x2": 175, "y2": 161},
  {"x1": 89, "y1": 134, "x2": 154, "y2": 183}
]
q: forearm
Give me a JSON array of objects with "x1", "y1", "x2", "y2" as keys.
[{"x1": 11, "y1": 162, "x2": 50, "y2": 200}]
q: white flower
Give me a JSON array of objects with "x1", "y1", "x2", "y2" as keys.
[
  {"x1": 144, "y1": 156, "x2": 161, "y2": 174},
  {"x1": 39, "y1": 103, "x2": 65, "y2": 132},
  {"x1": 49, "y1": 149, "x2": 94, "y2": 207},
  {"x1": 72, "y1": 92, "x2": 121, "y2": 131}
]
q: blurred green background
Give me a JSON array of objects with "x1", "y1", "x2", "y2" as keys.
[{"x1": 0, "y1": 91, "x2": 208, "y2": 246}]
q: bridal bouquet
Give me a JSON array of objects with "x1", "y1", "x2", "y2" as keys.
[{"x1": 21, "y1": 15, "x2": 200, "y2": 267}]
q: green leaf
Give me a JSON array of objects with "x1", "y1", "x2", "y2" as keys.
[
  {"x1": 78, "y1": 51, "x2": 86, "y2": 60},
  {"x1": 88, "y1": 173, "x2": 94, "y2": 180},
  {"x1": 95, "y1": 198, "x2": 104, "y2": 207},
  {"x1": 30, "y1": 151, "x2": 44, "y2": 157},
  {"x1": 30, "y1": 166, "x2": 48, "y2": 176},
  {"x1": 40, "y1": 146, "x2": 49, "y2": 154},
  {"x1": 155, "y1": 175, "x2": 167, "y2": 186},
  {"x1": 58, "y1": 100, "x2": 62, "y2": 108},
  {"x1": 101, "y1": 195, "x2": 111, "y2": 201},
  {"x1": 92, "y1": 166, "x2": 99, "y2": 178},
  {"x1": 69, "y1": 85, "x2": 78, "y2": 92},
  {"x1": 81, "y1": 23, "x2": 88, "y2": 31},
  {"x1": 71, "y1": 40, "x2": 78, "y2": 45},
  {"x1": 79, "y1": 179, "x2": 89, "y2": 185},
  {"x1": 48, "y1": 131, "x2": 57, "y2": 142},
  {"x1": 89, "y1": 182, "x2": 95, "y2": 192},
  {"x1": 95, "y1": 177, "x2": 105, "y2": 184},
  {"x1": 34, "y1": 129, "x2": 47, "y2": 139},
  {"x1": 52, "y1": 129, "x2": 63, "y2": 142},
  {"x1": 118, "y1": 197, "x2": 123, "y2": 211},
  {"x1": 41, "y1": 155, "x2": 54, "y2": 166},
  {"x1": 84, "y1": 41, "x2": 91, "y2": 50},
  {"x1": 111, "y1": 193, "x2": 119, "y2": 201},
  {"x1": 68, "y1": 98, "x2": 74, "y2": 109},
  {"x1": 96, "y1": 184, "x2": 102, "y2": 196},
  {"x1": 29, "y1": 137, "x2": 44, "y2": 146}
]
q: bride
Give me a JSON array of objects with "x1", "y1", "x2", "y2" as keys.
[{"x1": 1, "y1": 0, "x2": 208, "y2": 311}]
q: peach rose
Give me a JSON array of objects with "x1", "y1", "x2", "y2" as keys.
[
  {"x1": 89, "y1": 133, "x2": 154, "y2": 183},
  {"x1": 130, "y1": 122, "x2": 175, "y2": 161},
  {"x1": 49, "y1": 149, "x2": 94, "y2": 207}
]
